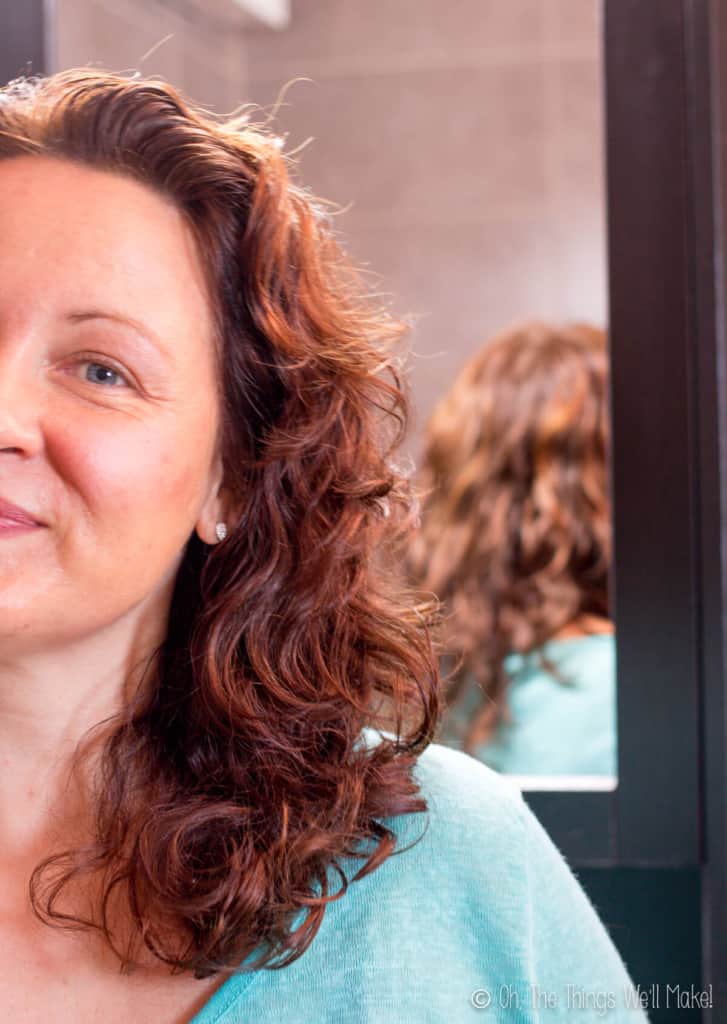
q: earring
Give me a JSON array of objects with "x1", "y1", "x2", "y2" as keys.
[{"x1": 215, "y1": 522, "x2": 228, "y2": 542}]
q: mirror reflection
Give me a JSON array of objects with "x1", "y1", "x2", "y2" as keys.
[{"x1": 408, "y1": 320, "x2": 615, "y2": 782}]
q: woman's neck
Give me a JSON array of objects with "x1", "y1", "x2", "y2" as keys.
[{"x1": 0, "y1": 607, "x2": 164, "y2": 857}]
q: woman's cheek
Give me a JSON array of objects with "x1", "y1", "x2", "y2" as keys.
[{"x1": 47, "y1": 402, "x2": 215, "y2": 551}]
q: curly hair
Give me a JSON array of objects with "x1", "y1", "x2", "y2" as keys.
[
  {"x1": 408, "y1": 321, "x2": 609, "y2": 752},
  {"x1": 0, "y1": 70, "x2": 439, "y2": 977}
]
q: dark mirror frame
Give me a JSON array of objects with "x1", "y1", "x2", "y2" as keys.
[{"x1": 524, "y1": 0, "x2": 723, "y2": 884}]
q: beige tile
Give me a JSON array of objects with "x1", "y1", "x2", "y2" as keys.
[
  {"x1": 541, "y1": 53, "x2": 607, "y2": 326},
  {"x1": 339, "y1": 216, "x2": 573, "y2": 451},
  {"x1": 545, "y1": 202, "x2": 608, "y2": 327},
  {"x1": 544, "y1": 0, "x2": 602, "y2": 59},
  {"x1": 245, "y1": 0, "x2": 547, "y2": 79},
  {"x1": 181, "y1": 49, "x2": 233, "y2": 111},
  {"x1": 179, "y1": 33, "x2": 247, "y2": 111},
  {"x1": 52, "y1": 0, "x2": 247, "y2": 111},
  {"x1": 250, "y1": 62, "x2": 549, "y2": 229},
  {"x1": 548, "y1": 58, "x2": 605, "y2": 199},
  {"x1": 54, "y1": 0, "x2": 183, "y2": 78}
]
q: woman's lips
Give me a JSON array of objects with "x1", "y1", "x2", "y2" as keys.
[
  {"x1": 0, "y1": 497, "x2": 45, "y2": 528},
  {"x1": 0, "y1": 520, "x2": 42, "y2": 534}
]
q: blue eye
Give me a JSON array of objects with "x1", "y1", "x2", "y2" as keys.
[{"x1": 84, "y1": 362, "x2": 126, "y2": 387}]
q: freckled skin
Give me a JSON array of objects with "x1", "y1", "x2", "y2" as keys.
[{"x1": 0, "y1": 156, "x2": 226, "y2": 653}]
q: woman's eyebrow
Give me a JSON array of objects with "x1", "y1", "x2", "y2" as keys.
[{"x1": 66, "y1": 310, "x2": 171, "y2": 359}]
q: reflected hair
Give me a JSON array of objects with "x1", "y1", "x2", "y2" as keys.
[
  {"x1": 0, "y1": 70, "x2": 439, "y2": 976},
  {"x1": 409, "y1": 321, "x2": 609, "y2": 751}
]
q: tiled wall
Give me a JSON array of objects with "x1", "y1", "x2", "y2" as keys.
[
  {"x1": 51, "y1": 0, "x2": 249, "y2": 112},
  {"x1": 244, "y1": 0, "x2": 606, "y2": 449}
]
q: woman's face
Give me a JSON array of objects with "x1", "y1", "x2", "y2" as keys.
[{"x1": 0, "y1": 156, "x2": 225, "y2": 653}]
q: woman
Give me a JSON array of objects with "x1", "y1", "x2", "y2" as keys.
[
  {"x1": 0, "y1": 71, "x2": 643, "y2": 1022},
  {"x1": 410, "y1": 322, "x2": 615, "y2": 776}
]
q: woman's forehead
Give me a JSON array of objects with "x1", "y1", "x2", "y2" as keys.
[{"x1": 0, "y1": 155, "x2": 214, "y2": 350}]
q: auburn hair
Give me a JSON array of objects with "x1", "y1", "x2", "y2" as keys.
[
  {"x1": 0, "y1": 70, "x2": 439, "y2": 977},
  {"x1": 409, "y1": 321, "x2": 610, "y2": 751}
]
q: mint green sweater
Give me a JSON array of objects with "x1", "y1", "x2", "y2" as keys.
[
  {"x1": 190, "y1": 741, "x2": 647, "y2": 1023},
  {"x1": 442, "y1": 635, "x2": 617, "y2": 776}
]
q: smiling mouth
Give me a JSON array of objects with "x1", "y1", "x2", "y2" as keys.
[
  {"x1": 0, "y1": 498, "x2": 46, "y2": 528},
  {"x1": 0, "y1": 518, "x2": 44, "y2": 532}
]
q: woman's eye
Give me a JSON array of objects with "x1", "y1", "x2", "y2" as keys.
[{"x1": 82, "y1": 362, "x2": 129, "y2": 388}]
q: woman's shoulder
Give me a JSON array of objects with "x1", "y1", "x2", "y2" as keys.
[
  {"x1": 412, "y1": 734, "x2": 524, "y2": 807},
  {"x1": 366, "y1": 728, "x2": 528, "y2": 836},
  {"x1": 191, "y1": 736, "x2": 646, "y2": 1023},
  {"x1": 363, "y1": 726, "x2": 522, "y2": 795},
  {"x1": 355, "y1": 740, "x2": 536, "y2": 946},
  {"x1": 397, "y1": 736, "x2": 529, "y2": 853}
]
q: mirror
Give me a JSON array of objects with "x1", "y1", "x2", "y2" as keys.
[{"x1": 51, "y1": 0, "x2": 615, "y2": 791}]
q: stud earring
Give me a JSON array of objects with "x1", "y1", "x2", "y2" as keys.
[{"x1": 215, "y1": 522, "x2": 228, "y2": 542}]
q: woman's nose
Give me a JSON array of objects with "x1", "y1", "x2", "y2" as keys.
[{"x1": 0, "y1": 352, "x2": 44, "y2": 458}]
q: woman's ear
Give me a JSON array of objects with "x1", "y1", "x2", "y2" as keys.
[{"x1": 195, "y1": 452, "x2": 230, "y2": 546}]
